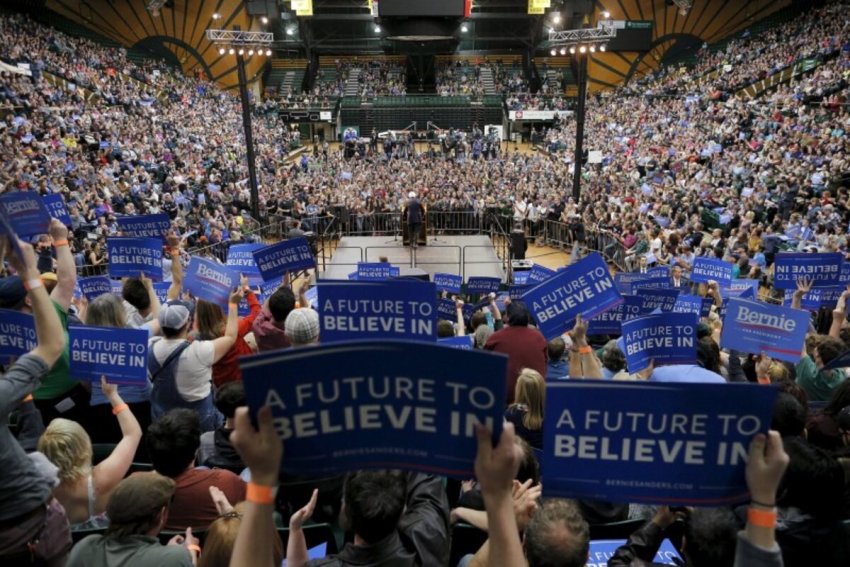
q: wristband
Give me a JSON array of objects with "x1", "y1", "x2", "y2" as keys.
[
  {"x1": 578, "y1": 345, "x2": 593, "y2": 355},
  {"x1": 23, "y1": 394, "x2": 33, "y2": 403},
  {"x1": 187, "y1": 544, "x2": 201, "y2": 554},
  {"x1": 747, "y1": 507, "x2": 777, "y2": 528},
  {"x1": 757, "y1": 376, "x2": 771, "y2": 385},
  {"x1": 112, "y1": 403, "x2": 129, "y2": 416},
  {"x1": 246, "y1": 482, "x2": 277, "y2": 504},
  {"x1": 52, "y1": 239, "x2": 69, "y2": 247},
  {"x1": 24, "y1": 279, "x2": 43, "y2": 292}
]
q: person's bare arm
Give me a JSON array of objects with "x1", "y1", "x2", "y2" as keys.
[
  {"x1": 92, "y1": 377, "x2": 142, "y2": 511},
  {"x1": 141, "y1": 272, "x2": 161, "y2": 319},
  {"x1": 569, "y1": 315, "x2": 602, "y2": 378},
  {"x1": 829, "y1": 286, "x2": 850, "y2": 339},
  {"x1": 286, "y1": 489, "x2": 318, "y2": 567},
  {"x1": 739, "y1": 431, "x2": 789, "y2": 558},
  {"x1": 456, "y1": 298, "x2": 466, "y2": 337},
  {"x1": 167, "y1": 234, "x2": 183, "y2": 300},
  {"x1": 48, "y1": 220, "x2": 75, "y2": 310},
  {"x1": 212, "y1": 290, "x2": 242, "y2": 362},
  {"x1": 791, "y1": 277, "x2": 812, "y2": 311},
  {"x1": 229, "y1": 406, "x2": 282, "y2": 567},
  {"x1": 8, "y1": 239, "x2": 63, "y2": 366}
]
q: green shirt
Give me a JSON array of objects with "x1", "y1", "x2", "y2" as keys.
[
  {"x1": 67, "y1": 535, "x2": 192, "y2": 567},
  {"x1": 795, "y1": 355, "x2": 846, "y2": 402},
  {"x1": 33, "y1": 300, "x2": 75, "y2": 400}
]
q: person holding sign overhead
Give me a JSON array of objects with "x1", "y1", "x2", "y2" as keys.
[
  {"x1": 0, "y1": 237, "x2": 69, "y2": 566},
  {"x1": 149, "y1": 287, "x2": 244, "y2": 432}
]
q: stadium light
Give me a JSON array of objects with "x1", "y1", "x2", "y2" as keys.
[
  {"x1": 601, "y1": 10, "x2": 611, "y2": 19},
  {"x1": 266, "y1": 49, "x2": 272, "y2": 56},
  {"x1": 579, "y1": 45, "x2": 586, "y2": 53},
  {"x1": 589, "y1": 45, "x2": 596, "y2": 53},
  {"x1": 248, "y1": 49, "x2": 254, "y2": 56},
  {"x1": 569, "y1": 46, "x2": 575, "y2": 54},
  {"x1": 219, "y1": 47, "x2": 225, "y2": 55},
  {"x1": 212, "y1": 12, "x2": 221, "y2": 20},
  {"x1": 550, "y1": 48, "x2": 556, "y2": 56},
  {"x1": 560, "y1": 47, "x2": 567, "y2": 55},
  {"x1": 374, "y1": 24, "x2": 381, "y2": 33},
  {"x1": 461, "y1": 23, "x2": 469, "y2": 32},
  {"x1": 228, "y1": 48, "x2": 235, "y2": 55},
  {"x1": 286, "y1": 27, "x2": 294, "y2": 35},
  {"x1": 261, "y1": 16, "x2": 269, "y2": 24},
  {"x1": 600, "y1": 44, "x2": 606, "y2": 52},
  {"x1": 553, "y1": 12, "x2": 561, "y2": 24}
]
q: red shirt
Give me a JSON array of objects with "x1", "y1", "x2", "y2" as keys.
[
  {"x1": 212, "y1": 292, "x2": 261, "y2": 387},
  {"x1": 484, "y1": 325, "x2": 548, "y2": 404},
  {"x1": 165, "y1": 468, "x2": 246, "y2": 530}
]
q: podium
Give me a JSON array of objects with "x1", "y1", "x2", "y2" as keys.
[{"x1": 401, "y1": 205, "x2": 427, "y2": 247}]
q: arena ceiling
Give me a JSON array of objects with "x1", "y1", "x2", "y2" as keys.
[{"x1": 39, "y1": 0, "x2": 791, "y2": 92}]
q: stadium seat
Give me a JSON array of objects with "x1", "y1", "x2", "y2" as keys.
[{"x1": 91, "y1": 443, "x2": 117, "y2": 466}]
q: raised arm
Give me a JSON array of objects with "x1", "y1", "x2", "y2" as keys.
[
  {"x1": 829, "y1": 286, "x2": 850, "y2": 339},
  {"x1": 791, "y1": 277, "x2": 812, "y2": 312},
  {"x1": 456, "y1": 298, "x2": 466, "y2": 337},
  {"x1": 48, "y1": 219, "x2": 75, "y2": 310},
  {"x1": 286, "y1": 489, "x2": 318, "y2": 567},
  {"x1": 229, "y1": 406, "x2": 282, "y2": 567},
  {"x1": 212, "y1": 289, "x2": 242, "y2": 362},
  {"x1": 93, "y1": 377, "x2": 142, "y2": 511},
  {"x1": 568, "y1": 315, "x2": 602, "y2": 379},
  {"x1": 167, "y1": 234, "x2": 183, "y2": 301}
]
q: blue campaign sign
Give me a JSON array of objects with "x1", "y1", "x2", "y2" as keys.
[
  {"x1": 690, "y1": 257, "x2": 733, "y2": 284},
  {"x1": 253, "y1": 238, "x2": 315, "y2": 281},
  {"x1": 647, "y1": 266, "x2": 670, "y2": 278},
  {"x1": 437, "y1": 298, "x2": 457, "y2": 320},
  {"x1": 107, "y1": 237, "x2": 163, "y2": 280},
  {"x1": 317, "y1": 280, "x2": 437, "y2": 343},
  {"x1": 615, "y1": 272, "x2": 669, "y2": 295},
  {"x1": 239, "y1": 340, "x2": 507, "y2": 477},
  {"x1": 587, "y1": 296, "x2": 644, "y2": 335},
  {"x1": 184, "y1": 257, "x2": 239, "y2": 307},
  {"x1": 522, "y1": 253, "x2": 622, "y2": 341},
  {"x1": 347, "y1": 271, "x2": 359, "y2": 281},
  {"x1": 543, "y1": 380, "x2": 778, "y2": 505},
  {"x1": 78, "y1": 276, "x2": 114, "y2": 302},
  {"x1": 151, "y1": 282, "x2": 171, "y2": 304},
  {"x1": 773, "y1": 252, "x2": 843, "y2": 290},
  {"x1": 434, "y1": 273, "x2": 463, "y2": 293},
  {"x1": 587, "y1": 539, "x2": 682, "y2": 567},
  {"x1": 438, "y1": 336, "x2": 474, "y2": 350},
  {"x1": 0, "y1": 309, "x2": 36, "y2": 357},
  {"x1": 782, "y1": 287, "x2": 844, "y2": 311},
  {"x1": 721, "y1": 279, "x2": 759, "y2": 299},
  {"x1": 226, "y1": 244, "x2": 265, "y2": 280},
  {"x1": 509, "y1": 285, "x2": 528, "y2": 300},
  {"x1": 631, "y1": 276, "x2": 672, "y2": 291},
  {"x1": 513, "y1": 270, "x2": 530, "y2": 285},
  {"x1": 304, "y1": 286, "x2": 318, "y2": 308},
  {"x1": 69, "y1": 326, "x2": 149, "y2": 385},
  {"x1": 720, "y1": 298, "x2": 810, "y2": 363},
  {"x1": 825, "y1": 349, "x2": 850, "y2": 370},
  {"x1": 672, "y1": 295, "x2": 712, "y2": 318},
  {"x1": 42, "y1": 194, "x2": 71, "y2": 226},
  {"x1": 434, "y1": 273, "x2": 463, "y2": 294},
  {"x1": 527, "y1": 264, "x2": 557, "y2": 284},
  {"x1": 466, "y1": 276, "x2": 501, "y2": 294},
  {"x1": 116, "y1": 213, "x2": 171, "y2": 239},
  {"x1": 357, "y1": 263, "x2": 399, "y2": 281},
  {"x1": 636, "y1": 288, "x2": 680, "y2": 313},
  {"x1": 621, "y1": 313, "x2": 698, "y2": 371},
  {"x1": 0, "y1": 191, "x2": 51, "y2": 237}
]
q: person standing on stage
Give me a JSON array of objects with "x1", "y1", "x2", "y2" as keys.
[{"x1": 406, "y1": 191, "x2": 423, "y2": 248}]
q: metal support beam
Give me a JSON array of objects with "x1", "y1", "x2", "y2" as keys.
[
  {"x1": 205, "y1": 29, "x2": 275, "y2": 46},
  {"x1": 572, "y1": 53, "x2": 587, "y2": 203},
  {"x1": 548, "y1": 20, "x2": 616, "y2": 45},
  {"x1": 235, "y1": 55, "x2": 261, "y2": 222}
]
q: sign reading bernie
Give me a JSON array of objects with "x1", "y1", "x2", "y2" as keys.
[
  {"x1": 773, "y1": 252, "x2": 843, "y2": 289},
  {"x1": 69, "y1": 326, "x2": 149, "y2": 384},
  {"x1": 106, "y1": 237, "x2": 163, "y2": 280},
  {"x1": 317, "y1": 280, "x2": 437, "y2": 342},
  {"x1": 184, "y1": 257, "x2": 239, "y2": 306},
  {"x1": 239, "y1": 340, "x2": 507, "y2": 477},
  {"x1": 522, "y1": 253, "x2": 622, "y2": 340},
  {"x1": 720, "y1": 298, "x2": 810, "y2": 363},
  {"x1": 543, "y1": 381, "x2": 777, "y2": 505},
  {"x1": 0, "y1": 191, "x2": 51, "y2": 237}
]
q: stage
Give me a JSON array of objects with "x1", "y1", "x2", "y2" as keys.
[{"x1": 319, "y1": 235, "x2": 506, "y2": 282}]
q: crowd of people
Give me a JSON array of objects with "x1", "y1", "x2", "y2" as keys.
[{"x1": 1, "y1": 0, "x2": 850, "y2": 566}]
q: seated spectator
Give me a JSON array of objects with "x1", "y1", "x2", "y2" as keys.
[
  {"x1": 38, "y1": 377, "x2": 141, "y2": 529},
  {"x1": 146, "y1": 409, "x2": 246, "y2": 530},
  {"x1": 196, "y1": 275, "x2": 261, "y2": 387},
  {"x1": 546, "y1": 337, "x2": 568, "y2": 380},
  {"x1": 251, "y1": 286, "x2": 296, "y2": 352},
  {"x1": 601, "y1": 340, "x2": 628, "y2": 380},
  {"x1": 198, "y1": 381, "x2": 246, "y2": 474},
  {"x1": 796, "y1": 335, "x2": 847, "y2": 402},
  {"x1": 504, "y1": 368, "x2": 545, "y2": 449},
  {"x1": 150, "y1": 295, "x2": 242, "y2": 431},
  {"x1": 649, "y1": 337, "x2": 727, "y2": 383},
  {"x1": 200, "y1": 501, "x2": 283, "y2": 567},
  {"x1": 285, "y1": 307, "x2": 320, "y2": 347},
  {"x1": 66, "y1": 473, "x2": 198, "y2": 566},
  {"x1": 771, "y1": 392, "x2": 808, "y2": 438},
  {"x1": 0, "y1": 239, "x2": 69, "y2": 566}
]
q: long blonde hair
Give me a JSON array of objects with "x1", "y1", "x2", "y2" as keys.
[
  {"x1": 514, "y1": 368, "x2": 545, "y2": 431},
  {"x1": 38, "y1": 418, "x2": 93, "y2": 483}
]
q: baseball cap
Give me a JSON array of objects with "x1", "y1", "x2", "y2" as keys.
[
  {"x1": 285, "y1": 308, "x2": 320, "y2": 345},
  {"x1": 408, "y1": 191, "x2": 416, "y2": 198},
  {"x1": 0, "y1": 276, "x2": 27, "y2": 309},
  {"x1": 159, "y1": 302, "x2": 190, "y2": 331},
  {"x1": 106, "y1": 473, "x2": 176, "y2": 525}
]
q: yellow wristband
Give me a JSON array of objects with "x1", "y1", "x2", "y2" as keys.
[{"x1": 246, "y1": 482, "x2": 276, "y2": 504}]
